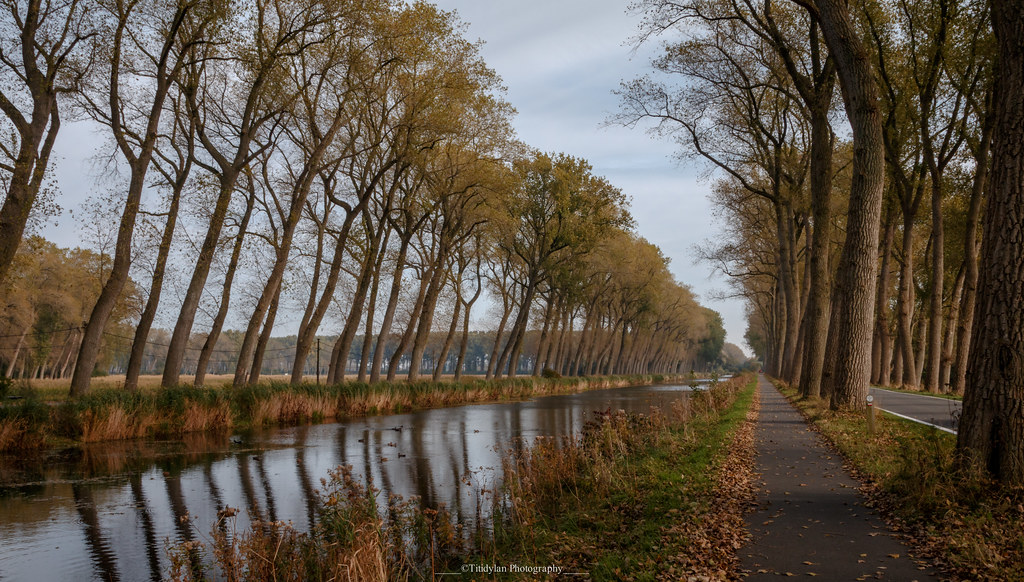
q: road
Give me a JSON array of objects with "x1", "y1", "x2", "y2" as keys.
[{"x1": 868, "y1": 387, "x2": 962, "y2": 434}]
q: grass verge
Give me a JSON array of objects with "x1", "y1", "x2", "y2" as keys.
[
  {"x1": 474, "y1": 374, "x2": 757, "y2": 580},
  {"x1": 0, "y1": 373, "x2": 687, "y2": 451},
  {"x1": 774, "y1": 381, "x2": 1024, "y2": 581}
]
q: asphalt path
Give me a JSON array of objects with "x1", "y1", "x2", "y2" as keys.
[
  {"x1": 868, "y1": 387, "x2": 962, "y2": 434},
  {"x1": 741, "y1": 376, "x2": 939, "y2": 580}
]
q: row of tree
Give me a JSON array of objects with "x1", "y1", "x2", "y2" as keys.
[
  {"x1": 619, "y1": 0, "x2": 1023, "y2": 484},
  {"x1": 0, "y1": 0, "x2": 725, "y2": 392}
]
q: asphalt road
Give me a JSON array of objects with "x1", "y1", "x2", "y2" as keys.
[{"x1": 868, "y1": 387, "x2": 962, "y2": 433}]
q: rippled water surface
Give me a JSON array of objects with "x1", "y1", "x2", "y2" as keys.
[{"x1": 0, "y1": 381, "x2": 707, "y2": 581}]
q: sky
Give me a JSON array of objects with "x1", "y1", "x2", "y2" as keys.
[{"x1": 39, "y1": 0, "x2": 750, "y2": 355}]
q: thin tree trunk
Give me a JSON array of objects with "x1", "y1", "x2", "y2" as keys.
[
  {"x1": 940, "y1": 265, "x2": 966, "y2": 390},
  {"x1": 193, "y1": 188, "x2": 256, "y2": 386},
  {"x1": 896, "y1": 221, "x2": 918, "y2": 387},
  {"x1": 953, "y1": 95, "x2": 993, "y2": 394},
  {"x1": 358, "y1": 227, "x2": 391, "y2": 382},
  {"x1": 247, "y1": 283, "x2": 282, "y2": 385},
  {"x1": 485, "y1": 292, "x2": 515, "y2": 379},
  {"x1": 124, "y1": 148, "x2": 190, "y2": 392},
  {"x1": 386, "y1": 267, "x2": 432, "y2": 382},
  {"x1": 328, "y1": 210, "x2": 389, "y2": 385},
  {"x1": 453, "y1": 268, "x2": 482, "y2": 383},
  {"x1": 432, "y1": 297, "x2": 461, "y2": 382},
  {"x1": 532, "y1": 295, "x2": 556, "y2": 376},
  {"x1": 290, "y1": 205, "x2": 363, "y2": 384},
  {"x1": 871, "y1": 210, "x2": 897, "y2": 385},
  {"x1": 370, "y1": 235, "x2": 411, "y2": 383}
]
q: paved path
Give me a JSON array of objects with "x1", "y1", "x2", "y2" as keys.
[
  {"x1": 869, "y1": 387, "x2": 961, "y2": 433},
  {"x1": 741, "y1": 376, "x2": 939, "y2": 580}
]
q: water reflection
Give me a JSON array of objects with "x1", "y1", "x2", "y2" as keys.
[{"x1": 0, "y1": 382, "x2": 700, "y2": 581}]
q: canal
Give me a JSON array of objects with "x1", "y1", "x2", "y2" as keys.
[{"x1": 0, "y1": 380, "x2": 707, "y2": 581}]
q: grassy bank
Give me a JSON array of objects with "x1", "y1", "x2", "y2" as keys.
[
  {"x1": 774, "y1": 381, "x2": 1023, "y2": 581},
  {"x1": 479, "y1": 374, "x2": 757, "y2": 580},
  {"x1": 167, "y1": 374, "x2": 757, "y2": 581},
  {"x1": 0, "y1": 373, "x2": 687, "y2": 452}
]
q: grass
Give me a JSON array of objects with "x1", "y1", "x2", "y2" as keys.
[
  {"x1": 774, "y1": 380, "x2": 1024, "y2": 581},
  {"x1": 0, "y1": 373, "x2": 689, "y2": 452},
  {"x1": 476, "y1": 374, "x2": 757, "y2": 580},
  {"x1": 165, "y1": 374, "x2": 758, "y2": 581}
]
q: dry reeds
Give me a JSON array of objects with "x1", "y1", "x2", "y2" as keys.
[
  {"x1": 2, "y1": 373, "x2": 690, "y2": 451},
  {"x1": 167, "y1": 465, "x2": 469, "y2": 582}
]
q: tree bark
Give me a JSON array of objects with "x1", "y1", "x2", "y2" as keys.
[
  {"x1": 957, "y1": 0, "x2": 1024, "y2": 485},
  {"x1": 871, "y1": 209, "x2": 896, "y2": 386}
]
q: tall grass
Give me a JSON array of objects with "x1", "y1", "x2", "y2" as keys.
[
  {"x1": 167, "y1": 466, "x2": 467, "y2": 582},
  {"x1": 0, "y1": 373, "x2": 687, "y2": 451}
]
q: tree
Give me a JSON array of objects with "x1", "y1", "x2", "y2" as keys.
[
  {"x1": 70, "y1": 0, "x2": 219, "y2": 395},
  {"x1": 799, "y1": 0, "x2": 886, "y2": 410},
  {"x1": 0, "y1": 0, "x2": 95, "y2": 285},
  {"x1": 956, "y1": 0, "x2": 1024, "y2": 486}
]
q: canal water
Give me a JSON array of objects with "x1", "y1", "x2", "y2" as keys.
[{"x1": 0, "y1": 380, "x2": 706, "y2": 581}]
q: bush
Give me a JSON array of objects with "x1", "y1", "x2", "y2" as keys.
[{"x1": 541, "y1": 367, "x2": 562, "y2": 379}]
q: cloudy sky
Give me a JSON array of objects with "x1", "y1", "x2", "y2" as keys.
[{"x1": 40, "y1": 0, "x2": 749, "y2": 354}]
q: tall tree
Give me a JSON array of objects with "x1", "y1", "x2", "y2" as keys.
[
  {"x1": 802, "y1": 0, "x2": 886, "y2": 409},
  {"x1": 70, "y1": 0, "x2": 217, "y2": 395},
  {"x1": 956, "y1": 0, "x2": 1024, "y2": 486},
  {"x1": 161, "y1": 0, "x2": 326, "y2": 387}
]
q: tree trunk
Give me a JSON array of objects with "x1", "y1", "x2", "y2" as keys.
[
  {"x1": 407, "y1": 242, "x2": 452, "y2": 382},
  {"x1": 124, "y1": 154, "x2": 189, "y2": 392},
  {"x1": 953, "y1": 97, "x2": 993, "y2": 394},
  {"x1": 432, "y1": 297, "x2": 461, "y2": 382},
  {"x1": 328, "y1": 212, "x2": 389, "y2": 385},
  {"x1": 162, "y1": 174, "x2": 240, "y2": 387},
  {"x1": 871, "y1": 211, "x2": 897, "y2": 386},
  {"x1": 453, "y1": 273, "x2": 482, "y2": 383},
  {"x1": 290, "y1": 206, "x2": 362, "y2": 384},
  {"x1": 193, "y1": 194, "x2": 255, "y2": 386},
  {"x1": 386, "y1": 267, "x2": 432, "y2": 381},
  {"x1": 915, "y1": 310, "x2": 928, "y2": 387},
  {"x1": 358, "y1": 227, "x2": 391, "y2": 382},
  {"x1": 495, "y1": 279, "x2": 538, "y2": 379},
  {"x1": 532, "y1": 295, "x2": 556, "y2": 376},
  {"x1": 247, "y1": 282, "x2": 282, "y2": 385},
  {"x1": 925, "y1": 176, "x2": 946, "y2": 393},
  {"x1": 485, "y1": 292, "x2": 515, "y2": 379},
  {"x1": 896, "y1": 219, "x2": 918, "y2": 387},
  {"x1": 370, "y1": 235, "x2": 411, "y2": 383},
  {"x1": 940, "y1": 266, "x2": 965, "y2": 390},
  {"x1": 957, "y1": 0, "x2": 1024, "y2": 485}
]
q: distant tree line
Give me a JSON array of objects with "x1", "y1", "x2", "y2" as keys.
[
  {"x1": 620, "y1": 0, "x2": 1024, "y2": 485},
  {"x1": 0, "y1": 0, "x2": 725, "y2": 389}
]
